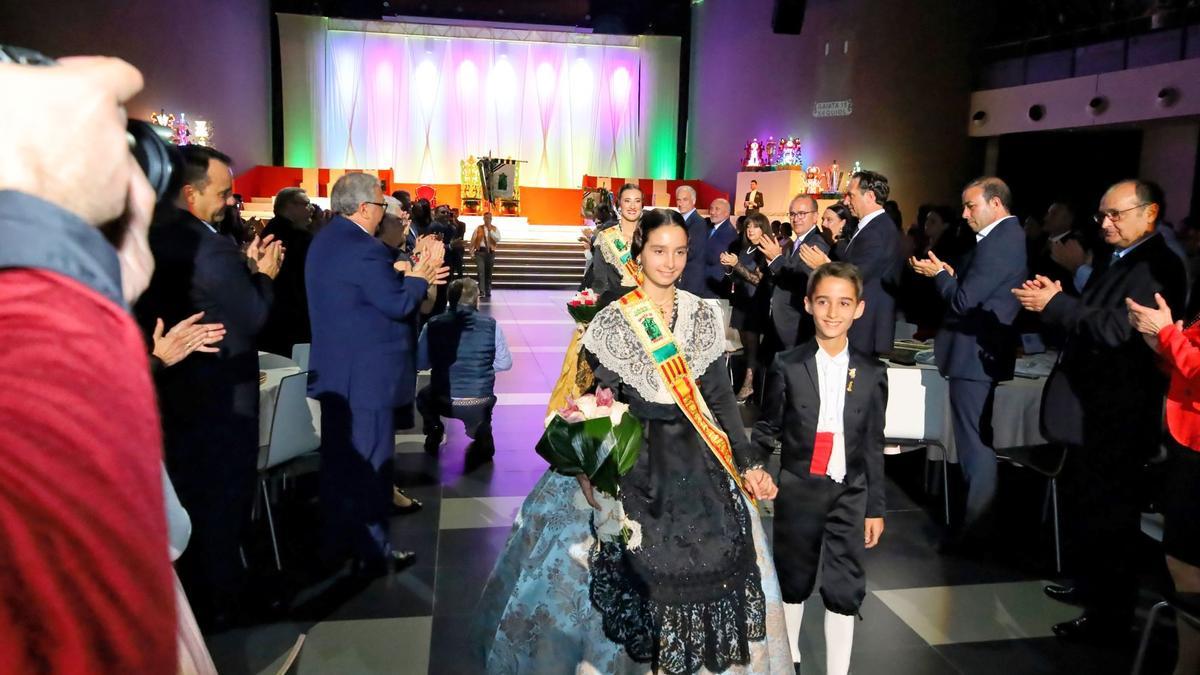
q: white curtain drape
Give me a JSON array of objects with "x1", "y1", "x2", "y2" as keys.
[{"x1": 318, "y1": 30, "x2": 641, "y2": 187}]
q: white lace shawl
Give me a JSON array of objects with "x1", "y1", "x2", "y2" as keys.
[{"x1": 581, "y1": 290, "x2": 724, "y2": 404}]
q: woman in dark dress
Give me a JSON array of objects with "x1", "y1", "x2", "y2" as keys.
[{"x1": 720, "y1": 211, "x2": 773, "y2": 401}]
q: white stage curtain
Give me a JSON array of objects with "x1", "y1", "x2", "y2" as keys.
[{"x1": 314, "y1": 29, "x2": 639, "y2": 187}]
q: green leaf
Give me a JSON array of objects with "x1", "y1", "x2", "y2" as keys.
[
  {"x1": 610, "y1": 413, "x2": 644, "y2": 476},
  {"x1": 534, "y1": 412, "x2": 643, "y2": 497}
]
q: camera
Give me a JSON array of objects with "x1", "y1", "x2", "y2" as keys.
[{"x1": 0, "y1": 44, "x2": 181, "y2": 203}]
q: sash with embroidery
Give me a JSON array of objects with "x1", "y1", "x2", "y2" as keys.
[
  {"x1": 596, "y1": 226, "x2": 643, "y2": 287},
  {"x1": 615, "y1": 288, "x2": 754, "y2": 504}
]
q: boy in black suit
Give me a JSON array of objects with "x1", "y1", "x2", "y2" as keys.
[{"x1": 751, "y1": 261, "x2": 888, "y2": 675}]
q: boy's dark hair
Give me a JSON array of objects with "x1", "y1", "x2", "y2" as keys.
[{"x1": 806, "y1": 261, "x2": 864, "y2": 300}]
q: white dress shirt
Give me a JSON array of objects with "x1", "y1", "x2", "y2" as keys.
[
  {"x1": 815, "y1": 344, "x2": 850, "y2": 483},
  {"x1": 974, "y1": 216, "x2": 1005, "y2": 242}
]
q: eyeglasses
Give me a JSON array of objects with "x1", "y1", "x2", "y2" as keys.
[
  {"x1": 1093, "y1": 203, "x2": 1149, "y2": 224},
  {"x1": 788, "y1": 210, "x2": 817, "y2": 218},
  {"x1": 365, "y1": 201, "x2": 387, "y2": 209}
]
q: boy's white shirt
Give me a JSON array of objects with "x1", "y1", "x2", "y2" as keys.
[{"x1": 814, "y1": 344, "x2": 849, "y2": 483}]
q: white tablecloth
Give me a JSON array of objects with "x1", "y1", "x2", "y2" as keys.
[{"x1": 884, "y1": 362, "x2": 1047, "y2": 462}]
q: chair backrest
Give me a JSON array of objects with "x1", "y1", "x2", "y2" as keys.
[
  {"x1": 416, "y1": 185, "x2": 437, "y2": 206},
  {"x1": 883, "y1": 367, "x2": 949, "y2": 444},
  {"x1": 260, "y1": 371, "x2": 321, "y2": 471},
  {"x1": 291, "y1": 343, "x2": 311, "y2": 370},
  {"x1": 259, "y1": 351, "x2": 298, "y2": 370}
]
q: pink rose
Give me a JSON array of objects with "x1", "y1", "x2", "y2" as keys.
[
  {"x1": 559, "y1": 397, "x2": 586, "y2": 423},
  {"x1": 595, "y1": 387, "x2": 615, "y2": 408}
]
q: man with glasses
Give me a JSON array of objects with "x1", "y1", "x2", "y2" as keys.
[
  {"x1": 1014, "y1": 179, "x2": 1186, "y2": 641},
  {"x1": 306, "y1": 173, "x2": 448, "y2": 578},
  {"x1": 796, "y1": 171, "x2": 902, "y2": 356},
  {"x1": 757, "y1": 194, "x2": 831, "y2": 349}
]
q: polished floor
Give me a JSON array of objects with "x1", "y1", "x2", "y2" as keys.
[{"x1": 207, "y1": 289, "x2": 1179, "y2": 674}]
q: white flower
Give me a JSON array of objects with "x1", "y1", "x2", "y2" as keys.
[
  {"x1": 608, "y1": 401, "x2": 630, "y2": 427},
  {"x1": 575, "y1": 395, "x2": 599, "y2": 420},
  {"x1": 622, "y1": 516, "x2": 643, "y2": 550}
]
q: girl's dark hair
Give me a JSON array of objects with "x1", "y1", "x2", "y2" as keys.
[{"x1": 631, "y1": 208, "x2": 688, "y2": 260}]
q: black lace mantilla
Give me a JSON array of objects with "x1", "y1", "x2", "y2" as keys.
[{"x1": 588, "y1": 478, "x2": 767, "y2": 675}]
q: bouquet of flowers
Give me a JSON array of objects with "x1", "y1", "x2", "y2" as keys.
[
  {"x1": 536, "y1": 387, "x2": 644, "y2": 548},
  {"x1": 566, "y1": 288, "x2": 601, "y2": 324}
]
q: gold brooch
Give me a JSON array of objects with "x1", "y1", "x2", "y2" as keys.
[{"x1": 847, "y1": 368, "x2": 856, "y2": 393}]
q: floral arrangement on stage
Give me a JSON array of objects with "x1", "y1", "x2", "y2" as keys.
[
  {"x1": 566, "y1": 288, "x2": 601, "y2": 324},
  {"x1": 537, "y1": 387, "x2": 644, "y2": 548}
]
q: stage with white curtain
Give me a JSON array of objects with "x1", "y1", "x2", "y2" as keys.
[{"x1": 278, "y1": 15, "x2": 681, "y2": 189}]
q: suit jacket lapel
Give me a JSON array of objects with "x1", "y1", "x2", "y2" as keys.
[{"x1": 798, "y1": 341, "x2": 819, "y2": 393}]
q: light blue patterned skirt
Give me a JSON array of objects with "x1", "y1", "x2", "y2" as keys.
[{"x1": 473, "y1": 471, "x2": 793, "y2": 674}]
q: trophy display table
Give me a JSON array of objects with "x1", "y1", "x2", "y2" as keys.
[{"x1": 734, "y1": 170, "x2": 840, "y2": 221}]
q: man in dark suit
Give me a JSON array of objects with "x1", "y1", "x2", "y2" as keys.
[
  {"x1": 1031, "y1": 201, "x2": 1080, "y2": 293},
  {"x1": 676, "y1": 184, "x2": 713, "y2": 298},
  {"x1": 838, "y1": 171, "x2": 902, "y2": 355},
  {"x1": 744, "y1": 179, "x2": 765, "y2": 214},
  {"x1": 259, "y1": 187, "x2": 313, "y2": 357},
  {"x1": 757, "y1": 194, "x2": 831, "y2": 349},
  {"x1": 703, "y1": 198, "x2": 739, "y2": 299},
  {"x1": 134, "y1": 146, "x2": 283, "y2": 627},
  {"x1": 306, "y1": 173, "x2": 447, "y2": 576},
  {"x1": 911, "y1": 177, "x2": 1027, "y2": 543},
  {"x1": 1015, "y1": 179, "x2": 1187, "y2": 640}
]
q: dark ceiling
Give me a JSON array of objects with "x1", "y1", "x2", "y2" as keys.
[{"x1": 270, "y1": 0, "x2": 693, "y2": 36}]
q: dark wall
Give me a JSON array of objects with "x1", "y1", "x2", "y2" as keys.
[
  {"x1": 0, "y1": 0, "x2": 273, "y2": 170},
  {"x1": 686, "y1": 0, "x2": 978, "y2": 224},
  {"x1": 996, "y1": 129, "x2": 1144, "y2": 223}
]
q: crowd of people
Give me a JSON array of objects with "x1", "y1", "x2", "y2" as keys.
[
  {"x1": 508, "y1": 173, "x2": 1200, "y2": 673},
  {"x1": 3, "y1": 51, "x2": 1200, "y2": 675}
]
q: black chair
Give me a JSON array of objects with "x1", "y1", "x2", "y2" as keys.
[{"x1": 995, "y1": 443, "x2": 1069, "y2": 573}]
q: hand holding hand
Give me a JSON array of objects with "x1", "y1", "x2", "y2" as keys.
[
  {"x1": 743, "y1": 468, "x2": 779, "y2": 500},
  {"x1": 865, "y1": 517, "x2": 885, "y2": 548}
]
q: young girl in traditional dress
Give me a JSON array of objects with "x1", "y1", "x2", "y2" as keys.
[{"x1": 475, "y1": 209, "x2": 792, "y2": 674}]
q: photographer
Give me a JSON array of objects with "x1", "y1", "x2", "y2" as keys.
[{"x1": 0, "y1": 55, "x2": 175, "y2": 673}]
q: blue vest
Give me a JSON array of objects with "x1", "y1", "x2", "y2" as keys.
[{"x1": 427, "y1": 306, "x2": 498, "y2": 398}]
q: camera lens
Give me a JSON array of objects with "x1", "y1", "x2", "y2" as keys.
[{"x1": 127, "y1": 120, "x2": 180, "y2": 202}]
